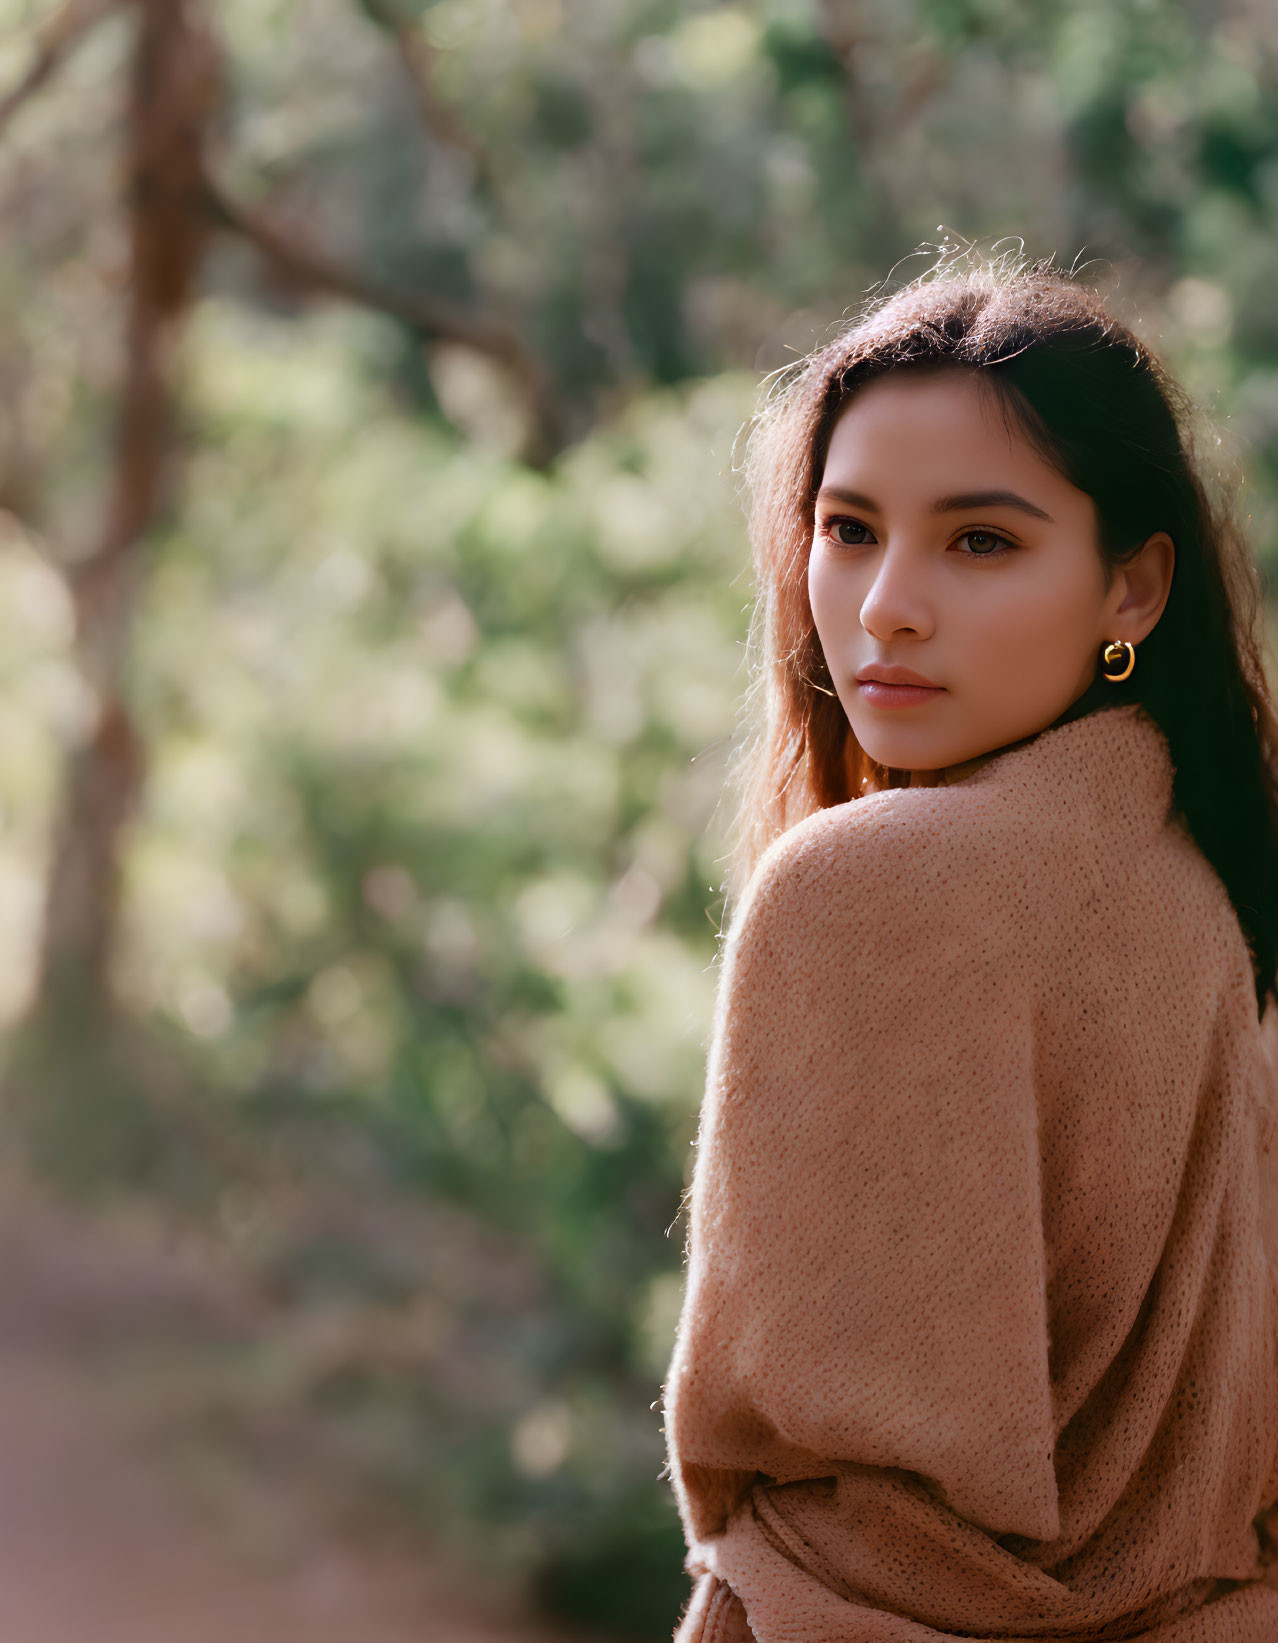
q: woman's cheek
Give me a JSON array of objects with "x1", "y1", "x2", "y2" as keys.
[
  {"x1": 809, "y1": 541, "x2": 838, "y2": 599},
  {"x1": 809, "y1": 551, "x2": 856, "y2": 636}
]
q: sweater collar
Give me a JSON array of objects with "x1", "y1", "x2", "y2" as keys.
[{"x1": 956, "y1": 700, "x2": 1176, "y2": 841}]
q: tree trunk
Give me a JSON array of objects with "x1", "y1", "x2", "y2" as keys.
[{"x1": 35, "y1": 0, "x2": 221, "y2": 1017}]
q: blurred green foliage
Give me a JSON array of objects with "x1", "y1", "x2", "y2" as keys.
[{"x1": 2, "y1": 0, "x2": 1278, "y2": 1635}]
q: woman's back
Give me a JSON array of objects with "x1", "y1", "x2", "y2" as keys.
[{"x1": 662, "y1": 702, "x2": 1278, "y2": 1641}]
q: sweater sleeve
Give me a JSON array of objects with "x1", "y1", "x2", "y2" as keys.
[{"x1": 661, "y1": 791, "x2": 1060, "y2": 1562}]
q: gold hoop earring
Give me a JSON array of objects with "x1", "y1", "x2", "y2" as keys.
[{"x1": 1101, "y1": 638, "x2": 1136, "y2": 682}]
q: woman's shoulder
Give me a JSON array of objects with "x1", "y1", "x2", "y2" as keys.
[
  {"x1": 749, "y1": 778, "x2": 1034, "y2": 911},
  {"x1": 739, "y1": 704, "x2": 1187, "y2": 947},
  {"x1": 731, "y1": 781, "x2": 1034, "y2": 972}
]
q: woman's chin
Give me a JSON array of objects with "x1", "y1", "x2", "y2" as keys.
[{"x1": 853, "y1": 731, "x2": 950, "y2": 774}]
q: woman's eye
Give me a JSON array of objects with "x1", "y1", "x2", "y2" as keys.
[
  {"x1": 956, "y1": 529, "x2": 1013, "y2": 558},
  {"x1": 825, "y1": 517, "x2": 875, "y2": 547},
  {"x1": 819, "y1": 519, "x2": 1014, "y2": 556}
]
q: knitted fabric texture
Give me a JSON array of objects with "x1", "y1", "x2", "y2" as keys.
[{"x1": 661, "y1": 702, "x2": 1278, "y2": 1642}]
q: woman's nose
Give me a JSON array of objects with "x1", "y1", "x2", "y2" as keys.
[{"x1": 858, "y1": 545, "x2": 935, "y2": 641}]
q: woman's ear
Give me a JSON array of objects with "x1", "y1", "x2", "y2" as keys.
[{"x1": 1107, "y1": 531, "x2": 1175, "y2": 642}]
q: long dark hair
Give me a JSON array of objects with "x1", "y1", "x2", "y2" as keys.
[{"x1": 727, "y1": 251, "x2": 1278, "y2": 1017}]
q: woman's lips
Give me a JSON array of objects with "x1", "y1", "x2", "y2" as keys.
[{"x1": 857, "y1": 681, "x2": 946, "y2": 708}]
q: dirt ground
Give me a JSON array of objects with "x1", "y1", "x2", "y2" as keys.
[{"x1": 0, "y1": 1168, "x2": 592, "y2": 1643}]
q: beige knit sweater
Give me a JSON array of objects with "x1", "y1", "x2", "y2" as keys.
[{"x1": 662, "y1": 702, "x2": 1278, "y2": 1642}]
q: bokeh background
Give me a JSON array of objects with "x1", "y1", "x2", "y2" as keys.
[{"x1": 0, "y1": 1, "x2": 1276, "y2": 1639}]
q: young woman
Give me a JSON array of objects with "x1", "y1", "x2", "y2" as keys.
[{"x1": 660, "y1": 255, "x2": 1278, "y2": 1643}]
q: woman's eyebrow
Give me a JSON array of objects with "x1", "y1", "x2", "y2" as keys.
[
  {"x1": 815, "y1": 483, "x2": 1054, "y2": 522},
  {"x1": 815, "y1": 485, "x2": 880, "y2": 511},
  {"x1": 932, "y1": 489, "x2": 1055, "y2": 522}
]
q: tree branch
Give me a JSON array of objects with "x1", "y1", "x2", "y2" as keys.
[
  {"x1": 345, "y1": 0, "x2": 566, "y2": 460},
  {"x1": 0, "y1": 0, "x2": 121, "y2": 138},
  {"x1": 357, "y1": 0, "x2": 493, "y2": 188},
  {"x1": 203, "y1": 170, "x2": 567, "y2": 467}
]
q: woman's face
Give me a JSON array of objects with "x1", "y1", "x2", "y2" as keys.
[{"x1": 808, "y1": 365, "x2": 1172, "y2": 776}]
